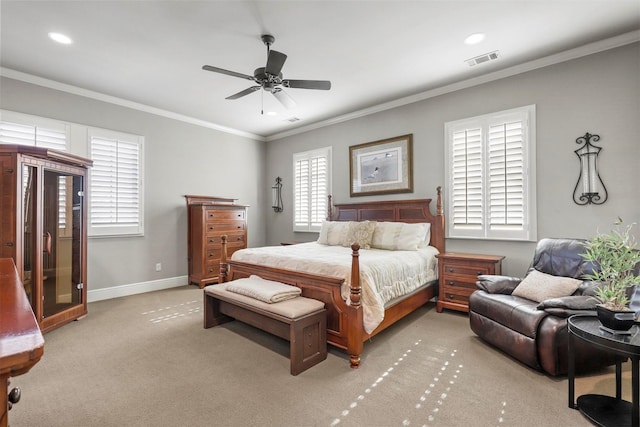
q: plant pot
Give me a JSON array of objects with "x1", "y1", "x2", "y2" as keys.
[{"x1": 596, "y1": 305, "x2": 636, "y2": 332}]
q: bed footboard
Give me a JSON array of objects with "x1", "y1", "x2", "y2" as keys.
[{"x1": 219, "y1": 236, "x2": 365, "y2": 368}]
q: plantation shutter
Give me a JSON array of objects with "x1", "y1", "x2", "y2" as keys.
[
  {"x1": 488, "y1": 120, "x2": 525, "y2": 230},
  {"x1": 89, "y1": 132, "x2": 143, "y2": 236},
  {"x1": 293, "y1": 147, "x2": 331, "y2": 232},
  {"x1": 0, "y1": 118, "x2": 69, "y2": 229},
  {"x1": 0, "y1": 120, "x2": 68, "y2": 150},
  {"x1": 451, "y1": 128, "x2": 483, "y2": 231},
  {"x1": 445, "y1": 105, "x2": 536, "y2": 241}
]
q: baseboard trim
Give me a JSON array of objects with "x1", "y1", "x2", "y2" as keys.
[{"x1": 87, "y1": 275, "x2": 189, "y2": 303}]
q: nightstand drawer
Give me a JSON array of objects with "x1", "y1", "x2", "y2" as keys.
[
  {"x1": 441, "y1": 278, "x2": 477, "y2": 290},
  {"x1": 442, "y1": 264, "x2": 493, "y2": 277}
]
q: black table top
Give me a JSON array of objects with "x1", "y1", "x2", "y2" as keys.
[{"x1": 569, "y1": 315, "x2": 640, "y2": 357}]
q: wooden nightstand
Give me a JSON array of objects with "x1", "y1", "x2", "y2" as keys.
[{"x1": 436, "y1": 252, "x2": 504, "y2": 313}]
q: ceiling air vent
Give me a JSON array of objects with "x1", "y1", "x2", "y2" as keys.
[{"x1": 465, "y1": 51, "x2": 500, "y2": 67}]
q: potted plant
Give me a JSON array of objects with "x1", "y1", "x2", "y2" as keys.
[{"x1": 581, "y1": 219, "x2": 640, "y2": 332}]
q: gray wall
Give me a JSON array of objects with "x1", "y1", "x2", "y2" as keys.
[
  {"x1": 265, "y1": 42, "x2": 640, "y2": 276},
  {"x1": 1, "y1": 77, "x2": 266, "y2": 292}
]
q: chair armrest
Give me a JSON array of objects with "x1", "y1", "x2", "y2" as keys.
[
  {"x1": 536, "y1": 295, "x2": 598, "y2": 318},
  {"x1": 476, "y1": 275, "x2": 522, "y2": 294}
]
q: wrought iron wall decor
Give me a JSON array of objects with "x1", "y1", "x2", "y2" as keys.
[
  {"x1": 271, "y1": 176, "x2": 283, "y2": 212},
  {"x1": 572, "y1": 132, "x2": 608, "y2": 205}
]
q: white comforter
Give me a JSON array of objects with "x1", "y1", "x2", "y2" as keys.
[{"x1": 231, "y1": 242, "x2": 439, "y2": 333}]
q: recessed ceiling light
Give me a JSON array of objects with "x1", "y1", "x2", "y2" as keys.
[
  {"x1": 464, "y1": 33, "x2": 485, "y2": 45},
  {"x1": 48, "y1": 32, "x2": 73, "y2": 45},
  {"x1": 266, "y1": 111, "x2": 278, "y2": 116}
]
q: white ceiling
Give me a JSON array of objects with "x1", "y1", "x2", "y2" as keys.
[{"x1": 1, "y1": 1, "x2": 639, "y2": 140}]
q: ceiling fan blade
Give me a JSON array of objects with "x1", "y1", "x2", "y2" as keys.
[
  {"x1": 226, "y1": 86, "x2": 261, "y2": 100},
  {"x1": 283, "y1": 79, "x2": 331, "y2": 90},
  {"x1": 265, "y1": 50, "x2": 287, "y2": 76},
  {"x1": 202, "y1": 65, "x2": 255, "y2": 81},
  {"x1": 272, "y1": 88, "x2": 297, "y2": 109}
]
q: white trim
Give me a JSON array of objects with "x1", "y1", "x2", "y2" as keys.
[
  {"x1": 1, "y1": 30, "x2": 637, "y2": 142},
  {"x1": 0, "y1": 68, "x2": 265, "y2": 142},
  {"x1": 87, "y1": 275, "x2": 188, "y2": 303},
  {"x1": 266, "y1": 30, "x2": 640, "y2": 141}
]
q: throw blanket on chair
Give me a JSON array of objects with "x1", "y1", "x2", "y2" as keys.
[{"x1": 225, "y1": 275, "x2": 302, "y2": 303}]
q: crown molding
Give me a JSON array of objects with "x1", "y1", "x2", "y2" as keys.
[
  {"x1": 0, "y1": 67, "x2": 266, "y2": 142},
  {"x1": 2, "y1": 29, "x2": 637, "y2": 143},
  {"x1": 266, "y1": 30, "x2": 640, "y2": 141}
]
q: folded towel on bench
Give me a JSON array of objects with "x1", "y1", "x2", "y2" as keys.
[{"x1": 225, "y1": 275, "x2": 302, "y2": 303}]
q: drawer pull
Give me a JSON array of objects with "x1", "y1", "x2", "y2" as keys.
[
  {"x1": 447, "y1": 281, "x2": 455, "y2": 286},
  {"x1": 447, "y1": 268, "x2": 454, "y2": 272},
  {"x1": 209, "y1": 226, "x2": 215, "y2": 230},
  {"x1": 477, "y1": 271, "x2": 483, "y2": 275},
  {"x1": 447, "y1": 294, "x2": 456, "y2": 300}
]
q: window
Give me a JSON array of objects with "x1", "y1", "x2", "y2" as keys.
[
  {"x1": 293, "y1": 147, "x2": 332, "y2": 232},
  {"x1": 444, "y1": 105, "x2": 536, "y2": 241},
  {"x1": 88, "y1": 128, "x2": 144, "y2": 237},
  {"x1": 0, "y1": 111, "x2": 69, "y2": 150}
]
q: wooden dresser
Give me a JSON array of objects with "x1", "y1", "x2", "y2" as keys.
[
  {"x1": 185, "y1": 196, "x2": 248, "y2": 288},
  {"x1": 436, "y1": 252, "x2": 504, "y2": 313}
]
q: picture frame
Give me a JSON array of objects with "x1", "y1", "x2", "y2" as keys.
[{"x1": 349, "y1": 134, "x2": 413, "y2": 197}]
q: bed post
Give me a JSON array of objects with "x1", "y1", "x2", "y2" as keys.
[
  {"x1": 327, "y1": 195, "x2": 333, "y2": 220},
  {"x1": 219, "y1": 235, "x2": 228, "y2": 283},
  {"x1": 433, "y1": 186, "x2": 446, "y2": 253},
  {"x1": 347, "y1": 243, "x2": 364, "y2": 369}
]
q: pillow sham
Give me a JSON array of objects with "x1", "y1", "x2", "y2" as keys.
[
  {"x1": 343, "y1": 220, "x2": 376, "y2": 249},
  {"x1": 371, "y1": 222, "x2": 430, "y2": 251},
  {"x1": 511, "y1": 269, "x2": 582, "y2": 303},
  {"x1": 317, "y1": 221, "x2": 350, "y2": 246}
]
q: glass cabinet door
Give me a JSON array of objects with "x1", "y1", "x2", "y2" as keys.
[
  {"x1": 42, "y1": 169, "x2": 84, "y2": 319},
  {"x1": 22, "y1": 164, "x2": 37, "y2": 309}
]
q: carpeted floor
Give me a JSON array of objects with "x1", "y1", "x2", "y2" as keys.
[{"x1": 9, "y1": 285, "x2": 628, "y2": 426}]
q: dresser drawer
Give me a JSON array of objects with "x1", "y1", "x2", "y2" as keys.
[
  {"x1": 205, "y1": 233, "x2": 246, "y2": 246},
  {"x1": 205, "y1": 209, "x2": 246, "y2": 221},
  {"x1": 204, "y1": 221, "x2": 246, "y2": 234}
]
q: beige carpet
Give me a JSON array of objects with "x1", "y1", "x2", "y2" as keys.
[{"x1": 9, "y1": 285, "x2": 629, "y2": 426}]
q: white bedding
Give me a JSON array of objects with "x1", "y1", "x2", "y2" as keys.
[{"x1": 231, "y1": 242, "x2": 439, "y2": 333}]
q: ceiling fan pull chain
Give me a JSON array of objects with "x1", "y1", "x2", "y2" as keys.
[{"x1": 261, "y1": 88, "x2": 264, "y2": 115}]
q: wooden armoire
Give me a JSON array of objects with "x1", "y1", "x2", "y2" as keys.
[{"x1": 0, "y1": 145, "x2": 92, "y2": 333}]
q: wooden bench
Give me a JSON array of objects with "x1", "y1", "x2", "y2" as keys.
[{"x1": 204, "y1": 283, "x2": 327, "y2": 375}]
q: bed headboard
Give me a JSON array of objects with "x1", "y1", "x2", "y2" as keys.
[{"x1": 328, "y1": 186, "x2": 445, "y2": 253}]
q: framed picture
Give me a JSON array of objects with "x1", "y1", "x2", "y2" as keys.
[{"x1": 349, "y1": 134, "x2": 413, "y2": 197}]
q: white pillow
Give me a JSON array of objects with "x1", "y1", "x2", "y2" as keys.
[
  {"x1": 511, "y1": 269, "x2": 582, "y2": 303},
  {"x1": 343, "y1": 221, "x2": 376, "y2": 249},
  {"x1": 371, "y1": 222, "x2": 430, "y2": 251},
  {"x1": 317, "y1": 221, "x2": 350, "y2": 246}
]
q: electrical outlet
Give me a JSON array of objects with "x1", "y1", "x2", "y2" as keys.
[{"x1": 155, "y1": 263, "x2": 162, "y2": 272}]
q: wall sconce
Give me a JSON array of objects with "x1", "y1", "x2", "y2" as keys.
[
  {"x1": 572, "y1": 132, "x2": 608, "y2": 205},
  {"x1": 271, "y1": 177, "x2": 283, "y2": 212}
]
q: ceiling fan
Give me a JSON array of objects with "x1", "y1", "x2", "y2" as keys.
[{"x1": 202, "y1": 34, "x2": 331, "y2": 111}]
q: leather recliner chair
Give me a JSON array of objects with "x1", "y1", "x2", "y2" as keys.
[{"x1": 468, "y1": 238, "x2": 620, "y2": 376}]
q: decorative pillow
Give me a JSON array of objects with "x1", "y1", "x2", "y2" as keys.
[
  {"x1": 317, "y1": 221, "x2": 350, "y2": 246},
  {"x1": 371, "y1": 222, "x2": 429, "y2": 251},
  {"x1": 343, "y1": 221, "x2": 376, "y2": 249},
  {"x1": 511, "y1": 269, "x2": 582, "y2": 303}
]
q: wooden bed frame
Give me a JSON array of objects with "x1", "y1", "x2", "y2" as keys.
[{"x1": 219, "y1": 187, "x2": 445, "y2": 368}]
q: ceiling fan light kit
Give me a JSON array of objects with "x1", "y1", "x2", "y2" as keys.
[{"x1": 202, "y1": 34, "x2": 331, "y2": 113}]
